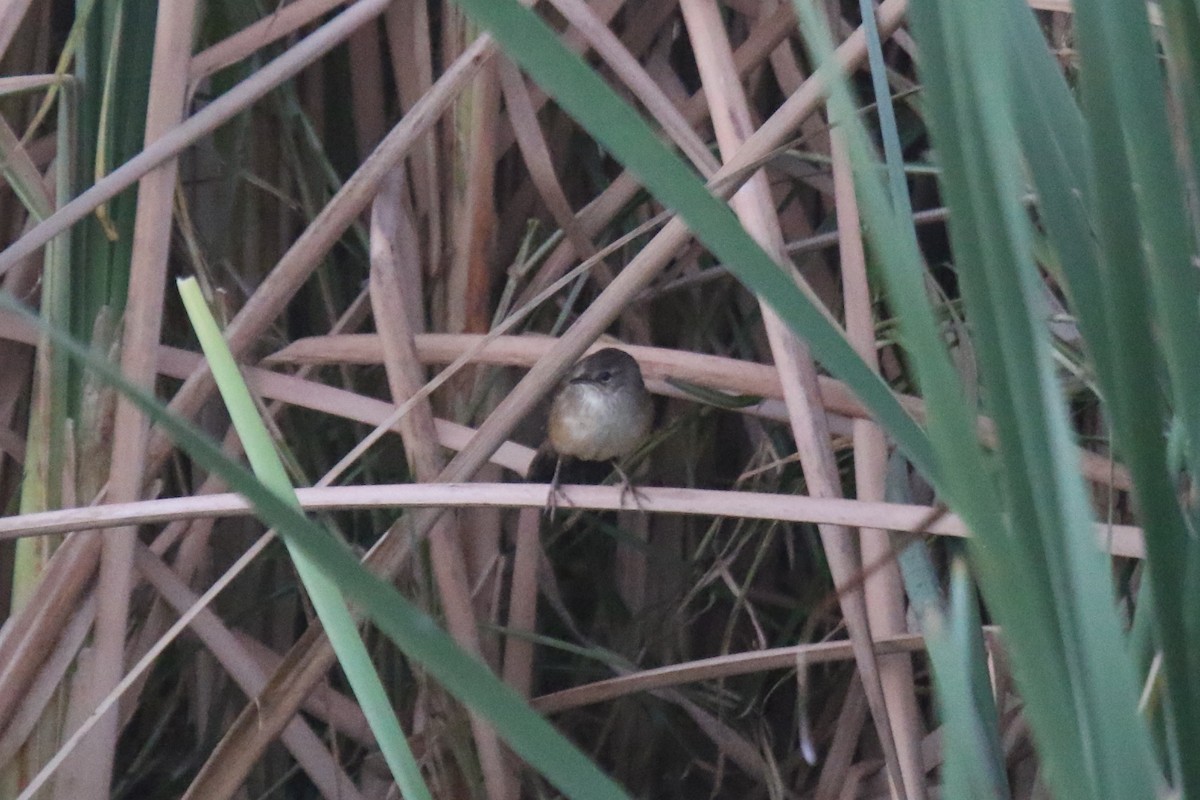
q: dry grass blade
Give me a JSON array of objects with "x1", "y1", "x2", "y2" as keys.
[
  {"x1": 832, "y1": 86, "x2": 927, "y2": 800},
  {"x1": 370, "y1": 167, "x2": 516, "y2": 799},
  {"x1": 498, "y1": 57, "x2": 602, "y2": 266},
  {"x1": 0, "y1": 0, "x2": 37, "y2": 64},
  {"x1": 531, "y1": 630, "x2": 984, "y2": 714},
  {"x1": 546, "y1": 0, "x2": 719, "y2": 176},
  {"x1": 0, "y1": 0, "x2": 393, "y2": 275},
  {"x1": 132, "y1": 544, "x2": 365, "y2": 800},
  {"x1": 82, "y1": 4, "x2": 197, "y2": 792},
  {"x1": 188, "y1": 0, "x2": 350, "y2": 84},
  {"x1": 0, "y1": 485, "x2": 1146, "y2": 558},
  {"x1": 678, "y1": 1, "x2": 904, "y2": 792},
  {"x1": 145, "y1": 32, "x2": 495, "y2": 472}
]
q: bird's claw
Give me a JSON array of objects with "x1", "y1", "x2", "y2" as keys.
[
  {"x1": 543, "y1": 457, "x2": 574, "y2": 518},
  {"x1": 613, "y1": 463, "x2": 649, "y2": 512}
]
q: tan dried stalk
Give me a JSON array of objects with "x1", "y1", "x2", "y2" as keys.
[
  {"x1": 0, "y1": 486, "x2": 1146, "y2": 560},
  {"x1": 370, "y1": 168, "x2": 517, "y2": 799},
  {"x1": 81, "y1": 4, "x2": 198, "y2": 793},
  {"x1": 833, "y1": 104, "x2": 928, "y2": 800},
  {"x1": 678, "y1": 0, "x2": 905, "y2": 791}
]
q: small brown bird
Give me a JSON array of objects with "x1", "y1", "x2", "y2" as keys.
[{"x1": 528, "y1": 348, "x2": 654, "y2": 509}]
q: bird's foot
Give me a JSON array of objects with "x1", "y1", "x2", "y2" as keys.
[
  {"x1": 613, "y1": 462, "x2": 649, "y2": 512},
  {"x1": 543, "y1": 457, "x2": 574, "y2": 518}
]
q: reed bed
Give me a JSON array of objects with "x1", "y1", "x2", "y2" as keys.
[{"x1": 0, "y1": 0, "x2": 1192, "y2": 798}]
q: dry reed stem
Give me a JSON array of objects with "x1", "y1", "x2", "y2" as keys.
[
  {"x1": 146, "y1": 31, "x2": 494, "y2": 476},
  {"x1": 0, "y1": 533, "x2": 100, "y2": 736},
  {"x1": 382, "y1": 0, "x2": 441, "y2": 266},
  {"x1": 447, "y1": 54, "x2": 500, "y2": 335},
  {"x1": 0, "y1": 0, "x2": 36, "y2": 64},
  {"x1": 501, "y1": 508, "x2": 542, "y2": 700},
  {"x1": 0, "y1": 310, "x2": 541, "y2": 474},
  {"x1": 0, "y1": 0, "x2": 394, "y2": 275},
  {"x1": 0, "y1": 486, "x2": 1146, "y2": 560},
  {"x1": 679, "y1": 0, "x2": 904, "y2": 792},
  {"x1": 81, "y1": 4, "x2": 198, "y2": 794},
  {"x1": 490, "y1": 0, "x2": 632, "y2": 159},
  {"x1": 118, "y1": 433, "x2": 239, "y2": 726},
  {"x1": 546, "y1": 0, "x2": 720, "y2": 176},
  {"x1": 816, "y1": 678, "x2": 871, "y2": 800},
  {"x1": 842, "y1": 762, "x2": 878, "y2": 799},
  {"x1": 646, "y1": 205, "x2": 955, "y2": 298},
  {"x1": 0, "y1": 427, "x2": 23, "y2": 463},
  {"x1": 0, "y1": 217, "x2": 43, "y2": 500},
  {"x1": 189, "y1": 0, "x2": 350, "y2": 84},
  {"x1": 497, "y1": 57, "x2": 601, "y2": 266},
  {"x1": 370, "y1": 167, "x2": 517, "y2": 799},
  {"x1": 349, "y1": 21, "x2": 388, "y2": 154},
  {"x1": 0, "y1": 309, "x2": 1135, "y2": 492},
  {"x1": 516, "y1": 1, "x2": 800, "y2": 303},
  {"x1": 681, "y1": 701, "x2": 774, "y2": 782},
  {"x1": 81, "y1": 7, "x2": 196, "y2": 800},
  {"x1": 832, "y1": 83, "x2": 928, "y2": 800},
  {"x1": 531, "y1": 629, "x2": 994, "y2": 715},
  {"x1": 0, "y1": 596, "x2": 93, "y2": 768},
  {"x1": 133, "y1": 544, "x2": 364, "y2": 800},
  {"x1": 233, "y1": 632, "x2": 373, "y2": 746},
  {"x1": 0, "y1": 76, "x2": 62, "y2": 94}
]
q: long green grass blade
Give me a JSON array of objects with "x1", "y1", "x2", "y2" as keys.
[
  {"x1": 1069, "y1": 0, "x2": 1200, "y2": 791},
  {"x1": 790, "y1": 2, "x2": 992, "y2": 536},
  {"x1": 855, "y1": 0, "x2": 910, "y2": 218},
  {"x1": 795, "y1": 0, "x2": 1162, "y2": 795},
  {"x1": 1075, "y1": 0, "x2": 1200, "y2": 472},
  {"x1": 177, "y1": 278, "x2": 433, "y2": 800},
  {"x1": 925, "y1": 559, "x2": 1007, "y2": 799},
  {"x1": 910, "y1": 0, "x2": 1159, "y2": 795},
  {"x1": 1158, "y1": 0, "x2": 1200, "y2": 203}
]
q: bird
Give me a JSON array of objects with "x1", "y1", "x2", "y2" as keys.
[{"x1": 527, "y1": 347, "x2": 654, "y2": 513}]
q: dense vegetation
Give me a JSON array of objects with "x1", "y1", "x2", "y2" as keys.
[{"x1": 0, "y1": 0, "x2": 1195, "y2": 798}]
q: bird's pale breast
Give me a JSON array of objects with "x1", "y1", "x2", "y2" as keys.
[{"x1": 548, "y1": 382, "x2": 652, "y2": 461}]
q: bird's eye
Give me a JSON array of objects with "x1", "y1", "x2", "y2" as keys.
[{"x1": 595, "y1": 370, "x2": 612, "y2": 383}]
